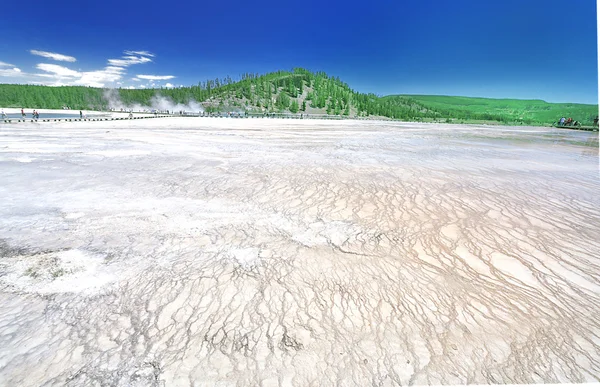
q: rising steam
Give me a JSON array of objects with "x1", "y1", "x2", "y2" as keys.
[{"x1": 103, "y1": 89, "x2": 204, "y2": 113}]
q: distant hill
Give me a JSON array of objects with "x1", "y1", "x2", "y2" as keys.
[
  {"x1": 389, "y1": 95, "x2": 599, "y2": 125},
  {"x1": 1, "y1": 69, "x2": 598, "y2": 126}
]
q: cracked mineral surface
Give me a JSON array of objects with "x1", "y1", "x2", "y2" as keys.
[{"x1": 0, "y1": 118, "x2": 599, "y2": 386}]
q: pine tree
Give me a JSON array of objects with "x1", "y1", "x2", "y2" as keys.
[
  {"x1": 276, "y1": 92, "x2": 290, "y2": 110},
  {"x1": 290, "y1": 100, "x2": 299, "y2": 113}
]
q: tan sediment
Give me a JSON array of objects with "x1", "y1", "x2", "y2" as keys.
[{"x1": 0, "y1": 118, "x2": 598, "y2": 385}]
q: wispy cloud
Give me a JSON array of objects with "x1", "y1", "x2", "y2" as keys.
[
  {"x1": 125, "y1": 50, "x2": 154, "y2": 57},
  {"x1": 30, "y1": 50, "x2": 77, "y2": 62},
  {"x1": 36, "y1": 63, "x2": 80, "y2": 77},
  {"x1": 165, "y1": 83, "x2": 175, "y2": 88},
  {"x1": 29, "y1": 64, "x2": 127, "y2": 87},
  {"x1": 137, "y1": 74, "x2": 175, "y2": 80},
  {"x1": 76, "y1": 67, "x2": 126, "y2": 88},
  {"x1": 0, "y1": 67, "x2": 23, "y2": 77},
  {"x1": 108, "y1": 54, "x2": 152, "y2": 67},
  {"x1": 1, "y1": 49, "x2": 175, "y2": 89}
]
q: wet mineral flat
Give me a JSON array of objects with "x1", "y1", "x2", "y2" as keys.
[{"x1": 0, "y1": 118, "x2": 599, "y2": 386}]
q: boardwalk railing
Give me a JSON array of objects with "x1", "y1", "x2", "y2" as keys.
[
  {"x1": 1, "y1": 115, "x2": 170, "y2": 124},
  {"x1": 174, "y1": 111, "x2": 389, "y2": 121}
]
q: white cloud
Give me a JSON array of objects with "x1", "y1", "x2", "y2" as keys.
[
  {"x1": 0, "y1": 67, "x2": 24, "y2": 77},
  {"x1": 140, "y1": 85, "x2": 146, "y2": 88},
  {"x1": 36, "y1": 63, "x2": 80, "y2": 77},
  {"x1": 1, "y1": 49, "x2": 175, "y2": 89},
  {"x1": 75, "y1": 67, "x2": 126, "y2": 88},
  {"x1": 165, "y1": 83, "x2": 174, "y2": 88},
  {"x1": 31, "y1": 63, "x2": 126, "y2": 87},
  {"x1": 127, "y1": 86, "x2": 136, "y2": 89},
  {"x1": 137, "y1": 74, "x2": 175, "y2": 80},
  {"x1": 124, "y1": 50, "x2": 154, "y2": 57},
  {"x1": 108, "y1": 55, "x2": 152, "y2": 67},
  {"x1": 107, "y1": 50, "x2": 153, "y2": 68},
  {"x1": 30, "y1": 50, "x2": 77, "y2": 62}
]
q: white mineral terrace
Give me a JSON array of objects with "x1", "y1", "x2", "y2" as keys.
[{"x1": 0, "y1": 118, "x2": 599, "y2": 386}]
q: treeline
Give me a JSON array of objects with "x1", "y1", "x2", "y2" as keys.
[
  {"x1": 0, "y1": 84, "x2": 106, "y2": 110},
  {"x1": 0, "y1": 68, "x2": 387, "y2": 116},
  {"x1": 399, "y1": 95, "x2": 599, "y2": 125},
  {"x1": 384, "y1": 96, "x2": 528, "y2": 124},
  {"x1": 118, "y1": 68, "x2": 365, "y2": 115},
  {"x1": 1, "y1": 69, "x2": 596, "y2": 125}
]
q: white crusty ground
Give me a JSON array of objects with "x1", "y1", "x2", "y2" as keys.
[{"x1": 0, "y1": 118, "x2": 599, "y2": 386}]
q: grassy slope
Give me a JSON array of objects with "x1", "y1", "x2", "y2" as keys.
[{"x1": 395, "y1": 95, "x2": 599, "y2": 125}]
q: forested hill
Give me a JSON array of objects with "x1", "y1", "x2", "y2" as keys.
[
  {"x1": 0, "y1": 69, "x2": 427, "y2": 119},
  {"x1": 0, "y1": 68, "x2": 597, "y2": 125}
]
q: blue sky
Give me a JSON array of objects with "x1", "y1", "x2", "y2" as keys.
[{"x1": 0, "y1": 0, "x2": 597, "y2": 104}]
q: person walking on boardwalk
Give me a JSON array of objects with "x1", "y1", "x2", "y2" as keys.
[
  {"x1": 21, "y1": 108, "x2": 25, "y2": 118},
  {"x1": 1, "y1": 109, "x2": 6, "y2": 119},
  {"x1": 80, "y1": 110, "x2": 83, "y2": 119}
]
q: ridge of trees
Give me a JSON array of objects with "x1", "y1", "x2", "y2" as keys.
[
  {"x1": 0, "y1": 68, "x2": 597, "y2": 125},
  {"x1": 0, "y1": 69, "x2": 444, "y2": 119}
]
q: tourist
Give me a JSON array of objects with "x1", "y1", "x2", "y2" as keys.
[{"x1": 80, "y1": 111, "x2": 83, "y2": 119}]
